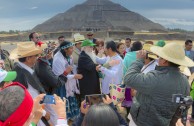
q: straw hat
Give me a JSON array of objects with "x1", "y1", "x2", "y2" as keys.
[
  {"x1": 150, "y1": 42, "x2": 194, "y2": 67},
  {"x1": 120, "y1": 39, "x2": 125, "y2": 44},
  {"x1": 87, "y1": 31, "x2": 94, "y2": 36},
  {"x1": 143, "y1": 44, "x2": 158, "y2": 59},
  {"x1": 10, "y1": 42, "x2": 43, "y2": 59},
  {"x1": 189, "y1": 73, "x2": 194, "y2": 85},
  {"x1": 143, "y1": 44, "x2": 153, "y2": 52},
  {"x1": 179, "y1": 66, "x2": 191, "y2": 77},
  {"x1": 73, "y1": 33, "x2": 85, "y2": 43}
]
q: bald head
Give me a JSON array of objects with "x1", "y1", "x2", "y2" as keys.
[{"x1": 0, "y1": 86, "x2": 24, "y2": 121}]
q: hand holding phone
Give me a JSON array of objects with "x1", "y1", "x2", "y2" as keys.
[
  {"x1": 40, "y1": 95, "x2": 55, "y2": 104},
  {"x1": 51, "y1": 94, "x2": 66, "y2": 119},
  {"x1": 81, "y1": 100, "x2": 89, "y2": 114},
  {"x1": 102, "y1": 95, "x2": 112, "y2": 105},
  {"x1": 85, "y1": 94, "x2": 105, "y2": 105}
]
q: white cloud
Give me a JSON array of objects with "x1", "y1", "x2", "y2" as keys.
[
  {"x1": 150, "y1": 18, "x2": 194, "y2": 30},
  {"x1": 29, "y1": 6, "x2": 38, "y2": 10},
  {"x1": 133, "y1": 8, "x2": 194, "y2": 30},
  {"x1": 138, "y1": 9, "x2": 194, "y2": 20}
]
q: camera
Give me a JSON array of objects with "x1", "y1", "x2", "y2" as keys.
[
  {"x1": 172, "y1": 94, "x2": 193, "y2": 126},
  {"x1": 172, "y1": 94, "x2": 193, "y2": 106}
]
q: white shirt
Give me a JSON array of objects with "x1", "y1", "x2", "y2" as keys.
[
  {"x1": 141, "y1": 60, "x2": 158, "y2": 74},
  {"x1": 96, "y1": 54, "x2": 123, "y2": 94},
  {"x1": 126, "y1": 47, "x2": 131, "y2": 52}
]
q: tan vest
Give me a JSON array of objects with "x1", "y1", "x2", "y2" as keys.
[{"x1": 72, "y1": 49, "x2": 80, "y2": 66}]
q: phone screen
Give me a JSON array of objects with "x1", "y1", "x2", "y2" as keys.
[
  {"x1": 40, "y1": 95, "x2": 55, "y2": 104},
  {"x1": 85, "y1": 94, "x2": 105, "y2": 105}
]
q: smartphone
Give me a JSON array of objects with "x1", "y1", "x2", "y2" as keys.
[
  {"x1": 40, "y1": 95, "x2": 55, "y2": 104},
  {"x1": 85, "y1": 94, "x2": 105, "y2": 105}
]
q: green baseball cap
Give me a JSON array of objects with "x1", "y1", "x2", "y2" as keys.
[
  {"x1": 0, "y1": 69, "x2": 17, "y2": 83},
  {"x1": 156, "y1": 40, "x2": 166, "y2": 47},
  {"x1": 81, "y1": 39, "x2": 96, "y2": 47}
]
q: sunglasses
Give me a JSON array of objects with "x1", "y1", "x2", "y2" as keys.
[
  {"x1": 35, "y1": 37, "x2": 40, "y2": 39},
  {"x1": 87, "y1": 34, "x2": 93, "y2": 36}
]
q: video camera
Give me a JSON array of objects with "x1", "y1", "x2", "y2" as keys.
[
  {"x1": 172, "y1": 94, "x2": 193, "y2": 106},
  {"x1": 172, "y1": 94, "x2": 193, "y2": 126}
]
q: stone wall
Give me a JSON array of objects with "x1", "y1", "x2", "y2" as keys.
[{"x1": 0, "y1": 31, "x2": 193, "y2": 42}]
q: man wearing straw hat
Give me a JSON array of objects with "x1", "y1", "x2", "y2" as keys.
[
  {"x1": 86, "y1": 31, "x2": 96, "y2": 44},
  {"x1": 72, "y1": 33, "x2": 85, "y2": 66},
  {"x1": 10, "y1": 42, "x2": 51, "y2": 126},
  {"x1": 124, "y1": 43, "x2": 193, "y2": 126}
]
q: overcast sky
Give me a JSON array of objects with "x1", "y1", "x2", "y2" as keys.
[{"x1": 0, "y1": 0, "x2": 194, "y2": 31}]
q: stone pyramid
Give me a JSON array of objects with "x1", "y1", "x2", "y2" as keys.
[{"x1": 32, "y1": 0, "x2": 165, "y2": 32}]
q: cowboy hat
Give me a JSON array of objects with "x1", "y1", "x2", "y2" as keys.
[
  {"x1": 10, "y1": 42, "x2": 42, "y2": 59},
  {"x1": 179, "y1": 66, "x2": 191, "y2": 77},
  {"x1": 73, "y1": 33, "x2": 85, "y2": 43},
  {"x1": 87, "y1": 31, "x2": 94, "y2": 36},
  {"x1": 143, "y1": 44, "x2": 158, "y2": 59},
  {"x1": 189, "y1": 73, "x2": 194, "y2": 85},
  {"x1": 150, "y1": 42, "x2": 194, "y2": 67}
]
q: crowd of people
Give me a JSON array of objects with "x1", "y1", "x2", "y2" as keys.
[{"x1": 0, "y1": 31, "x2": 194, "y2": 126}]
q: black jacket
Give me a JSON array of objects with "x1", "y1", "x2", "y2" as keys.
[
  {"x1": 77, "y1": 51, "x2": 101, "y2": 98},
  {"x1": 34, "y1": 58, "x2": 67, "y2": 94},
  {"x1": 13, "y1": 62, "x2": 45, "y2": 94}
]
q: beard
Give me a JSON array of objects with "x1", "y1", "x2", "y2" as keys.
[{"x1": 85, "y1": 51, "x2": 97, "y2": 63}]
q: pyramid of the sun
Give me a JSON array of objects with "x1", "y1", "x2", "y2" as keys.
[{"x1": 32, "y1": 0, "x2": 165, "y2": 32}]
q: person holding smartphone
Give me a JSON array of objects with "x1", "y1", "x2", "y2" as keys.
[
  {"x1": 72, "y1": 95, "x2": 128, "y2": 126},
  {"x1": 0, "y1": 83, "x2": 69, "y2": 126}
]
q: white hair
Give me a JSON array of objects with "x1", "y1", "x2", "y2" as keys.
[{"x1": 82, "y1": 46, "x2": 96, "y2": 63}]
